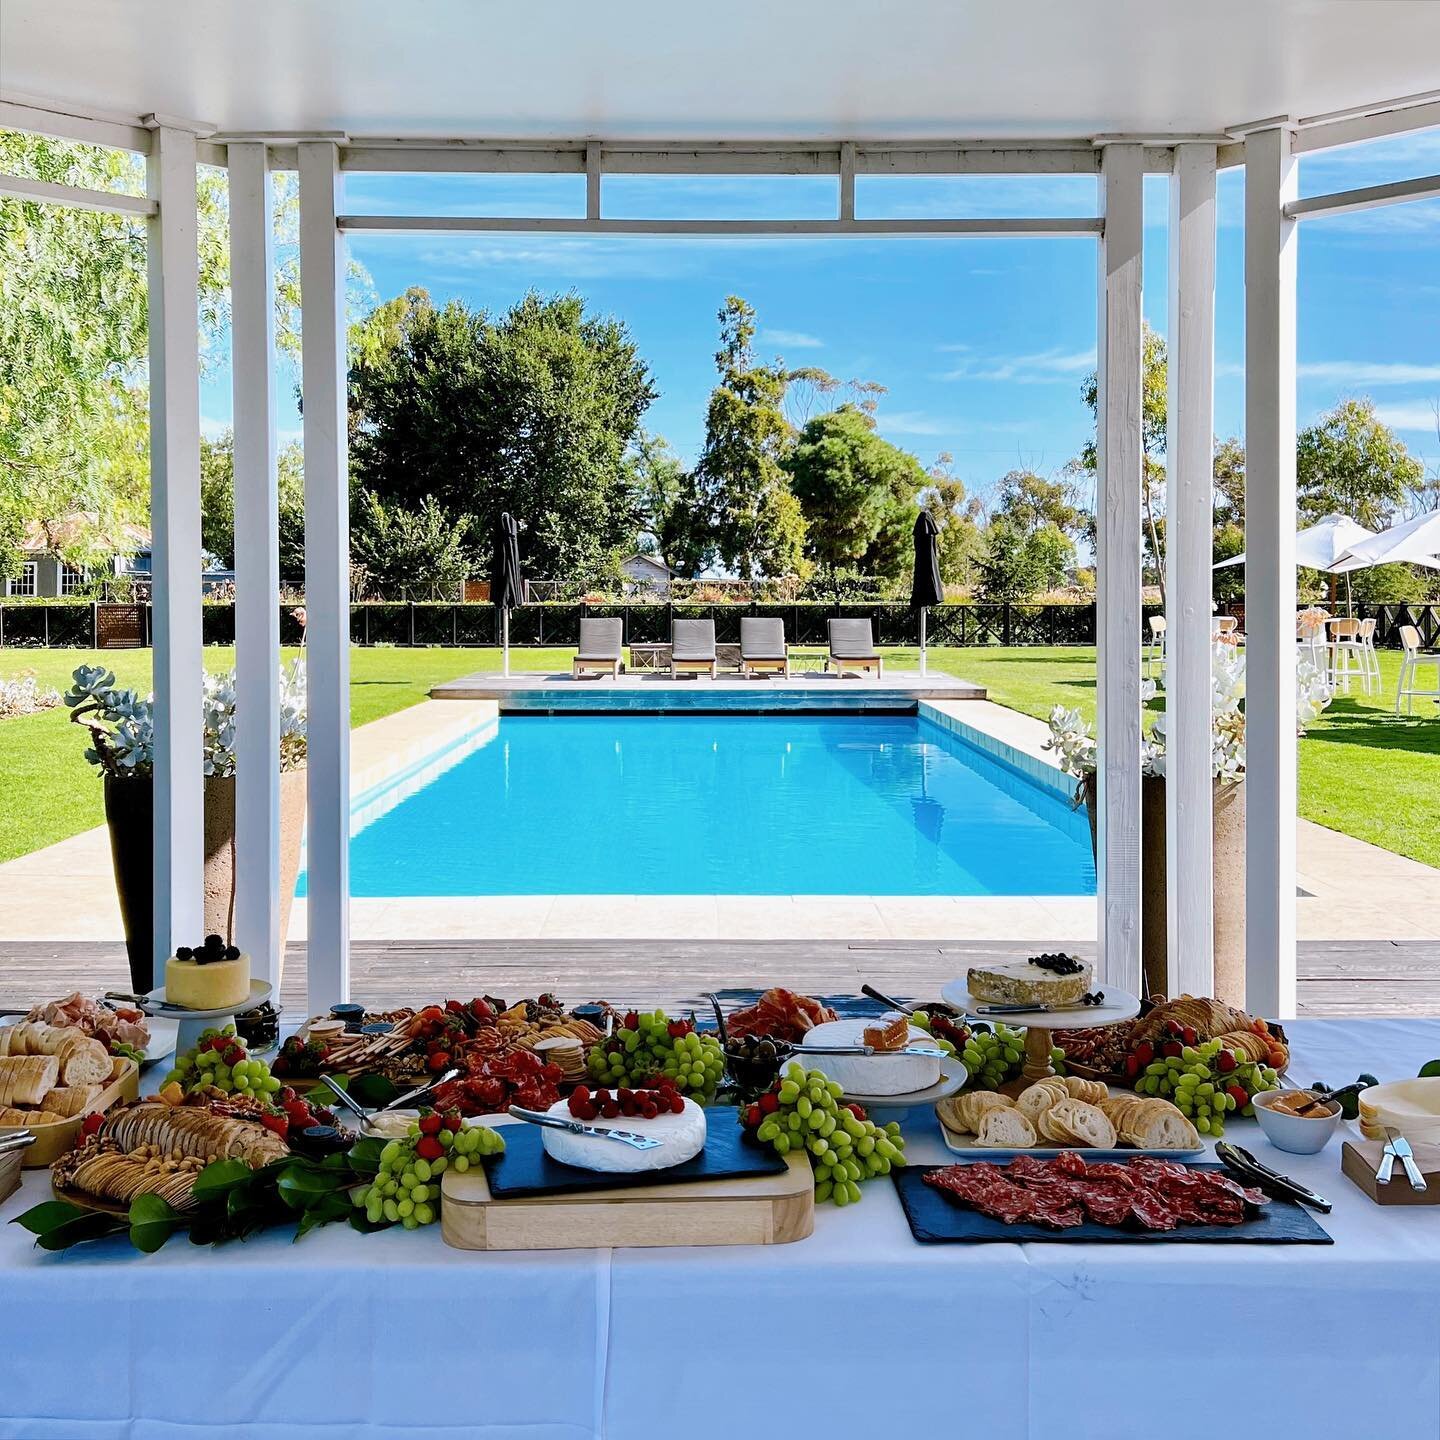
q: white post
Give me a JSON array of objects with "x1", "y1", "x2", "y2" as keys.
[
  {"x1": 299, "y1": 140, "x2": 351, "y2": 1011},
  {"x1": 1244, "y1": 126, "x2": 1299, "y2": 1018},
  {"x1": 502, "y1": 608, "x2": 511, "y2": 678},
  {"x1": 919, "y1": 607, "x2": 928, "y2": 675},
  {"x1": 147, "y1": 123, "x2": 204, "y2": 983},
  {"x1": 1165, "y1": 143, "x2": 1218, "y2": 997},
  {"x1": 229, "y1": 143, "x2": 282, "y2": 986},
  {"x1": 1095, "y1": 143, "x2": 1144, "y2": 995}
]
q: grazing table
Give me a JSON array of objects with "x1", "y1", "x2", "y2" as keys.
[{"x1": 3, "y1": 1017, "x2": 1439, "y2": 1440}]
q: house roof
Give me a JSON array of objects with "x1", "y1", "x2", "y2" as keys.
[
  {"x1": 5, "y1": 0, "x2": 1440, "y2": 142},
  {"x1": 621, "y1": 553, "x2": 673, "y2": 576},
  {"x1": 22, "y1": 513, "x2": 151, "y2": 554}
]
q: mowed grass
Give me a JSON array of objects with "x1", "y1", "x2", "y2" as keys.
[{"x1": 2, "y1": 642, "x2": 1438, "y2": 871}]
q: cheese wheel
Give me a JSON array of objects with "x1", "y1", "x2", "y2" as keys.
[
  {"x1": 799, "y1": 1018, "x2": 940, "y2": 1096},
  {"x1": 538, "y1": 1097, "x2": 706, "y2": 1173}
]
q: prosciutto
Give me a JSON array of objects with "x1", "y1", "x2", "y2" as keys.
[{"x1": 25, "y1": 993, "x2": 150, "y2": 1052}]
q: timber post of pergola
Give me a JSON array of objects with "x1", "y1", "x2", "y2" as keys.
[{"x1": 5, "y1": 97, "x2": 1440, "y2": 1017}]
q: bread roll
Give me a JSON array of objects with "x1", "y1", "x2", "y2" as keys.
[
  {"x1": 42, "y1": 1084, "x2": 103, "y2": 1119},
  {"x1": 0, "y1": 1055, "x2": 61, "y2": 1106},
  {"x1": 974, "y1": 1107, "x2": 1036, "y2": 1148}
]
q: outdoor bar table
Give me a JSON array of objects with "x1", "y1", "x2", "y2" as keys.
[{"x1": 2, "y1": 1016, "x2": 1436, "y2": 1440}]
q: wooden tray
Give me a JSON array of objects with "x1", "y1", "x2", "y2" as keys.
[
  {"x1": 441, "y1": 1120, "x2": 814, "y2": 1251},
  {"x1": 0, "y1": 1057, "x2": 139, "y2": 1168},
  {"x1": 1342, "y1": 1138, "x2": 1440, "y2": 1205},
  {"x1": 0, "y1": 1150, "x2": 20, "y2": 1207}
]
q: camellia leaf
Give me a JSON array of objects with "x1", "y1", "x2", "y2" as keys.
[
  {"x1": 11, "y1": 1201, "x2": 89, "y2": 1237},
  {"x1": 191, "y1": 1158, "x2": 254, "y2": 1204},
  {"x1": 345, "y1": 1136, "x2": 387, "y2": 1176},
  {"x1": 128, "y1": 1193, "x2": 178, "y2": 1254},
  {"x1": 348, "y1": 1073, "x2": 399, "y2": 1109},
  {"x1": 275, "y1": 1164, "x2": 347, "y2": 1210}
]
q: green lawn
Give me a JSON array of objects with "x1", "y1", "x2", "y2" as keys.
[{"x1": 2, "y1": 642, "x2": 1437, "y2": 872}]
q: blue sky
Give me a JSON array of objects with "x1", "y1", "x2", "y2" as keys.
[{"x1": 201, "y1": 130, "x2": 1440, "y2": 515}]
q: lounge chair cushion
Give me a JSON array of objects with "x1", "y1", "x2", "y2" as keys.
[
  {"x1": 828, "y1": 618, "x2": 879, "y2": 658},
  {"x1": 671, "y1": 619, "x2": 718, "y2": 660},
  {"x1": 576, "y1": 617, "x2": 623, "y2": 659},
  {"x1": 740, "y1": 617, "x2": 787, "y2": 658}
]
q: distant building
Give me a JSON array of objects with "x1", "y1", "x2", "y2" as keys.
[
  {"x1": 4, "y1": 515, "x2": 234, "y2": 598},
  {"x1": 619, "y1": 552, "x2": 675, "y2": 598}
]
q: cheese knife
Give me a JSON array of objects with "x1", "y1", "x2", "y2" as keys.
[
  {"x1": 1384, "y1": 1128, "x2": 1427, "y2": 1192},
  {"x1": 970, "y1": 997, "x2": 1107, "y2": 1016},
  {"x1": 795, "y1": 1042, "x2": 948, "y2": 1058},
  {"x1": 508, "y1": 1105, "x2": 664, "y2": 1150}
]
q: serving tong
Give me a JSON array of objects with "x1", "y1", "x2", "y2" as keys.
[
  {"x1": 1215, "y1": 1141, "x2": 1331, "y2": 1212},
  {"x1": 317, "y1": 1066, "x2": 462, "y2": 1122},
  {"x1": 507, "y1": 1105, "x2": 664, "y2": 1151}
]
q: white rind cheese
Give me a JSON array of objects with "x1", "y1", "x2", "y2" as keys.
[
  {"x1": 164, "y1": 951, "x2": 252, "y2": 1011},
  {"x1": 799, "y1": 1018, "x2": 940, "y2": 1097},
  {"x1": 966, "y1": 957, "x2": 1092, "y2": 1007},
  {"x1": 539, "y1": 1096, "x2": 707, "y2": 1172}
]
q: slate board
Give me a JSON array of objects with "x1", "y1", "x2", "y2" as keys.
[
  {"x1": 484, "y1": 1106, "x2": 788, "y2": 1199},
  {"x1": 892, "y1": 1163, "x2": 1333, "y2": 1244}
]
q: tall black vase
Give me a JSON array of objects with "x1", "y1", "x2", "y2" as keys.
[{"x1": 103, "y1": 774, "x2": 153, "y2": 993}]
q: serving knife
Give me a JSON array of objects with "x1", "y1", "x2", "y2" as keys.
[
  {"x1": 508, "y1": 1105, "x2": 664, "y2": 1150},
  {"x1": 374, "y1": 1067, "x2": 462, "y2": 1114},
  {"x1": 104, "y1": 990, "x2": 195, "y2": 1015},
  {"x1": 970, "y1": 999, "x2": 1106, "y2": 1016},
  {"x1": 1215, "y1": 1141, "x2": 1332, "y2": 1212},
  {"x1": 797, "y1": 1043, "x2": 949, "y2": 1058},
  {"x1": 0, "y1": 1131, "x2": 37, "y2": 1156},
  {"x1": 1384, "y1": 1128, "x2": 1427, "y2": 1192}
]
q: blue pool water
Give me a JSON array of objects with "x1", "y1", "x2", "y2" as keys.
[{"x1": 320, "y1": 713, "x2": 1096, "y2": 897}]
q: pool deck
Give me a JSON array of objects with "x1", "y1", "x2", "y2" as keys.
[{"x1": 429, "y1": 667, "x2": 986, "y2": 710}]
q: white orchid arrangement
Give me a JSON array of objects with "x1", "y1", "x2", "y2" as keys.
[
  {"x1": 0, "y1": 673, "x2": 62, "y2": 720},
  {"x1": 1044, "y1": 641, "x2": 1332, "y2": 793},
  {"x1": 66, "y1": 661, "x2": 307, "y2": 779}
]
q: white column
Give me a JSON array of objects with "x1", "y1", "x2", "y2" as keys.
[
  {"x1": 1165, "y1": 143, "x2": 1218, "y2": 996},
  {"x1": 298, "y1": 140, "x2": 351, "y2": 1010},
  {"x1": 1094, "y1": 143, "x2": 1144, "y2": 995},
  {"x1": 147, "y1": 124, "x2": 204, "y2": 983},
  {"x1": 1243, "y1": 126, "x2": 1299, "y2": 1017},
  {"x1": 229, "y1": 143, "x2": 282, "y2": 984}
]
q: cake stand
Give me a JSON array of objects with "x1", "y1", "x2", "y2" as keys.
[
  {"x1": 938, "y1": 982, "x2": 1140, "y2": 1098},
  {"x1": 142, "y1": 980, "x2": 273, "y2": 1056}
]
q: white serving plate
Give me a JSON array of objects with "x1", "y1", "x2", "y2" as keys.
[
  {"x1": 939, "y1": 1122, "x2": 1204, "y2": 1160},
  {"x1": 140, "y1": 1017, "x2": 179, "y2": 1068},
  {"x1": 842, "y1": 1061, "x2": 966, "y2": 1111},
  {"x1": 939, "y1": 982, "x2": 1141, "y2": 1031}
]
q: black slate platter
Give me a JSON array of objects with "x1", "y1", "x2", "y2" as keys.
[
  {"x1": 892, "y1": 1163, "x2": 1333, "y2": 1244},
  {"x1": 484, "y1": 1106, "x2": 788, "y2": 1199}
]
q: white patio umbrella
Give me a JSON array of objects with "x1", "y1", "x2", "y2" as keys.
[
  {"x1": 1212, "y1": 512, "x2": 1375, "y2": 572},
  {"x1": 1330, "y1": 509, "x2": 1440, "y2": 572}
]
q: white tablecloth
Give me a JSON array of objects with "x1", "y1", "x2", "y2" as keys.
[{"x1": 3, "y1": 1017, "x2": 1438, "y2": 1439}]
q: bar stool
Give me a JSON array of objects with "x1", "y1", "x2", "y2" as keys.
[
  {"x1": 1296, "y1": 610, "x2": 1328, "y2": 671},
  {"x1": 1327, "y1": 617, "x2": 1364, "y2": 695},
  {"x1": 1147, "y1": 615, "x2": 1167, "y2": 684},
  {"x1": 1396, "y1": 624, "x2": 1440, "y2": 715}
]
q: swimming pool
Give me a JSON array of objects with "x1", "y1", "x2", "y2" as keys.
[{"x1": 318, "y1": 712, "x2": 1095, "y2": 897}]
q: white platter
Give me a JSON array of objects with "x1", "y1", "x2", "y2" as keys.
[
  {"x1": 939, "y1": 1122, "x2": 1204, "y2": 1160},
  {"x1": 143, "y1": 980, "x2": 273, "y2": 1054},
  {"x1": 842, "y1": 1061, "x2": 966, "y2": 1112},
  {"x1": 139, "y1": 1017, "x2": 179, "y2": 1068},
  {"x1": 939, "y1": 982, "x2": 1141, "y2": 1031}
]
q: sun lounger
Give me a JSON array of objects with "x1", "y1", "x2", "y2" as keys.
[
  {"x1": 670, "y1": 618, "x2": 718, "y2": 678},
  {"x1": 572, "y1": 617, "x2": 624, "y2": 679},
  {"x1": 827, "y1": 618, "x2": 883, "y2": 677},
  {"x1": 740, "y1": 616, "x2": 790, "y2": 676}
]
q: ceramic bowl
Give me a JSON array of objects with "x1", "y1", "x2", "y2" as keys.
[{"x1": 1252, "y1": 1089, "x2": 1342, "y2": 1154}]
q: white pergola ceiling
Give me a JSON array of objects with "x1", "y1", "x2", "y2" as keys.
[{"x1": 3, "y1": 0, "x2": 1440, "y2": 142}]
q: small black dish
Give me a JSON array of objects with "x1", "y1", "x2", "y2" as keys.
[
  {"x1": 330, "y1": 1003, "x2": 366, "y2": 1032},
  {"x1": 236, "y1": 1001, "x2": 281, "y2": 1053},
  {"x1": 295, "y1": 1125, "x2": 355, "y2": 1158}
]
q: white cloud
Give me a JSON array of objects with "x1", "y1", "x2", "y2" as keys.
[
  {"x1": 1299, "y1": 360, "x2": 1440, "y2": 386},
  {"x1": 200, "y1": 415, "x2": 231, "y2": 440},
  {"x1": 940, "y1": 346, "x2": 1096, "y2": 384},
  {"x1": 760, "y1": 328, "x2": 823, "y2": 350},
  {"x1": 1373, "y1": 401, "x2": 1440, "y2": 433},
  {"x1": 877, "y1": 411, "x2": 951, "y2": 436}
]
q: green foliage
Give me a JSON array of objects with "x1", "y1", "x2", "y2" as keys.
[
  {"x1": 992, "y1": 469, "x2": 1084, "y2": 538},
  {"x1": 350, "y1": 491, "x2": 472, "y2": 600},
  {"x1": 1348, "y1": 562, "x2": 1433, "y2": 605},
  {"x1": 198, "y1": 431, "x2": 307, "y2": 582},
  {"x1": 1212, "y1": 522, "x2": 1246, "y2": 604},
  {"x1": 348, "y1": 289, "x2": 656, "y2": 582},
  {"x1": 922, "y1": 455, "x2": 984, "y2": 593},
  {"x1": 691, "y1": 297, "x2": 807, "y2": 580},
  {"x1": 977, "y1": 515, "x2": 1045, "y2": 600},
  {"x1": 786, "y1": 405, "x2": 925, "y2": 591},
  {"x1": 1026, "y1": 523, "x2": 1077, "y2": 592},
  {"x1": 1297, "y1": 397, "x2": 1423, "y2": 530}
]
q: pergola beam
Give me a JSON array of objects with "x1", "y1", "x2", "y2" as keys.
[
  {"x1": 337, "y1": 214, "x2": 1101, "y2": 236},
  {"x1": 1243, "y1": 125, "x2": 1300, "y2": 1018},
  {"x1": 0, "y1": 171, "x2": 155, "y2": 217},
  {"x1": 1287, "y1": 172, "x2": 1440, "y2": 220},
  {"x1": 1094, "y1": 142, "x2": 1145, "y2": 995},
  {"x1": 0, "y1": 94, "x2": 152, "y2": 153},
  {"x1": 1165, "y1": 143, "x2": 1218, "y2": 997}
]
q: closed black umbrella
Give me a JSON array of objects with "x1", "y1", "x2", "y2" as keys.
[
  {"x1": 492, "y1": 513, "x2": 523, "y2": 676},
  {"x1": 911, "y1": 511, "x2": 943, "y2": 675}
]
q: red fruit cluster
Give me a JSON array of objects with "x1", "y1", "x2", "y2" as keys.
[
  {"x1": 431, "y1": 1047, "x2": 563, "y2": 1116},
  {"x1": 568, "y1": 1079, "x2": 685, "y2": 1122},
  {"x1": 273, "y1": 1085, "x2": 338, "y2": 1139}
]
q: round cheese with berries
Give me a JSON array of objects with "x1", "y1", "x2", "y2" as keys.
[
  {"x1": 799, "y1": 1017, "x2": 940, "y2": 1096},
  {"x1": 538, "y1": 1096, "x2": 707, "y2": 1173}
]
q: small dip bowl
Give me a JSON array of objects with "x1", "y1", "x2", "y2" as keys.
[{"x1": 1252, "y1": 1089, "x2": 1343, "y2": 1154}]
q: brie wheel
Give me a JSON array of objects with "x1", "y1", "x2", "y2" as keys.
[
  {"x1": 799, "y1": 1017, "x2": 940, "y2": 1096},
  {"x1": 966, "y1": 957, "x2": 1092, "y2": 1008},
  {"x1": 539, "y1": 1096, "x2": 706, "y2": 1172}
]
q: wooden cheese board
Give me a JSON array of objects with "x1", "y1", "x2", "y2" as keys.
[
  {"x1": 0, "y1": 1148, "x2": 21, "y2": 1207},
  {"x1": 441, "y1": 1120, "x2": 814, "y2": 1251},
  {"x1": 1342, "y1": 1138, "x2": 1440, "y2": 1205},
  {"x1": 0, "y1": 1057, "x2": 139, "y2": 1168}
]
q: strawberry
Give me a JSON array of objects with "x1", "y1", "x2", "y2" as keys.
[
  {"x1": 445, "y1": 998, "x2": 464, "y2": 1015},
  {"x1": 745, "y1": 1104, "x2": 762, "y2": 1128},
  {"x1": 428, "y1": 1051, "x2": 451, "y2": 1072},
  {"x1": 80, "y1": 1111, "x2": 105, "y2": 1138},
  {"x1": 1124, "y1": 1054, "x2": 1141, "y2": 1079},
  {"x1": 1134, "y1": 1041, "x2": 1154, "y2": 1065},
  {"x1": 1228, "y1": 1085, "x2": 1249, "y2": 1109},
  {"x1": 1215, "y1": 1049, "x2": 1237, "y2": 1074},
  {"x1": 470, "y1": 998, "x2": 494, "y2": 1021},
  {"x1": 261, "y1": 1113, "x2": 289, "y2": 1138},
  {"x1": 1161, "y1": 1040, "x2": 1183, "y2": 1059},
  {"x1": 418, "y1": 1113, "x2": 443, "y2": 1136},
  {"x1": 758, "y1": 1092, "x2": 779, "y2": 1113},
  {"x1": 1180, "y1": 1025, "x2": 1198, "y2": 1046},
  {"x1": 223, "y1": 1046, "x2": 244, "y2": 1067},
  {"x1": 415, "y1": 1136, "x2": 444, "y2": 1161},
  {"x1": 442, "y1": 1109, "x2": 463, "y2": 1132}
]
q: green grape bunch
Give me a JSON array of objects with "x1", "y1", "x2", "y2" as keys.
[
  {"x1": 163, "y1": 1025, "x2": 282, "y2": 1100},
  {"x1": 587, "y1": 1009, "x2": 726, "y2": 1103},
  {"x1": 352, "y1": 1109, "x2": 505, "y2": 1230},
  {"x1": 958, "y1": 1023, "x2": 1029, "y2": 1090},
  {"x1": 1133, "y1": 1037, "x2": 1280, "y2": 1137},
  {"x1": 741, "y1": 1063, "x2": 905, "y2": 1206}
]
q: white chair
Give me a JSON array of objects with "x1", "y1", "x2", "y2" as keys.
[
  {"x1": 1395, "y1": 624, "x2": 1440, "y2": 715},
  {"x1": 1296, "y1": 610, "x2": 1329, "y2": 671},
  {"x1": 1212, "y1": 615, "x2": 1238, "y2": 636},
  {"x1": 1327, "y1": 617, "x2": 1370, "y2": 696},
  {"x1": 1357, "y1": 617, "x2": 1381, "y2": 690},
  {"x1": 1147, "y1": 615, "x2": 1167, "y2": 684}
]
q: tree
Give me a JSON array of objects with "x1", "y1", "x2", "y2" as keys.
[
  {"x1": 976, "y1": 516, "x2": 1044, "y2": 601},
  {"x1": 197, "y1": 430, "x2": 308, "y2": 585},
  {"x1": 1027, "y1": 523, "x2": 1077, "y2": 592},
  {"x1": 1296, "y1": 396, "x2": 1423, "y2": 530},
  {"x1": 348, "y1": 289, "x2": 657, "y2": 583},
  {"x1": 922, "y1": 455, "x2": 985, "y2": 592},
  {"x1": 691, "y1": 297, "x2": 807, "y2": 580},
  {"x1": 1077, "y1": 323, "x2": 1169, "y2": 599},
  {"x1": 991, "y1": 469, "x2": 1084, "y2": 539},
  {"x1": 350, "y1": 491, "x2": 471, "y2": 600},
  {"x1": 785, "y1": 405, "x2": 925, "y2": 589}
]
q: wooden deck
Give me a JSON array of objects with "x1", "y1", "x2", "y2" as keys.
[{"x1": 3, "y1": 938, "x2": 1437, "y2": 1019}]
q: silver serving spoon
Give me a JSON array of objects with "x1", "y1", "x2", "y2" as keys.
[
  {"x1": 317, "y1": 1073, "x2": 371, "y2": 1124},
  {"x1": 374, "y1": 1067, "x2": 462, "y2": 1114}
]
